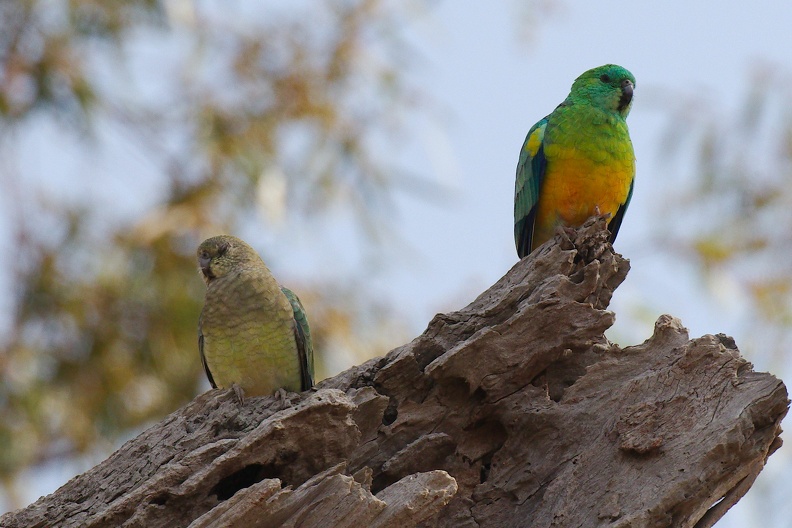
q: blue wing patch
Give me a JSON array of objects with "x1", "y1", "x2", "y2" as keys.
[
  {"x1": 514, "y1": 117, "x2": 548, "y2": 258},
  {"x1": 607, "y1": 177, "x2": 633, "y2": 244},
  {"x1": 281, "y1": 286, "x2": 315, "y2": 391}
]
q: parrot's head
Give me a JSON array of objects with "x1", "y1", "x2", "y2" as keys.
[
  {"x1": 197, "y1": 235, "x2": 260, "y2": 285},
  {"x1": 570, "y1": 64, "x2": 635, "y2": 118}
]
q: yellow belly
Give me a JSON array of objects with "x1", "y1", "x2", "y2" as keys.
[
  {"x1": 201, "y1": 279, "x2": 303, "y2": 396},
  {"x1": 533, "y1": 146, "x2": 634, "y2": 250},
  {"x1": 205, "y1": 330, "x2": 302, "y2": 396}
]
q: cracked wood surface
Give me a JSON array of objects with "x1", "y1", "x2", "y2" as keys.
[{"x1": 2, "y1": 218, "x2": 787, "y2": 528}]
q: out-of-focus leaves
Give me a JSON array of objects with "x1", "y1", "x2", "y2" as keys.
[
  {"x1": 0, "y1": 0, "x2": 164, "y2": 122},
  {"x1": 0, "y1": 0, "x2": 423, "y2": 509},
  {"x1": 639, "y1": 67, "x2": 792, "y2": 528},
  {"x1": 659, "y1": 64, "x2": 792, "y2": 341}
]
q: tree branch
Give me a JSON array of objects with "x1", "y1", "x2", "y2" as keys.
[{"x1": 3, "y1": 217, "x2": 787, "y2": 527}]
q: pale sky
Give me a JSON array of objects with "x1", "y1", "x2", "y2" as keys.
[
  {"x1": 9, "y1": 1, "x2": 792, "y2": 524},
  {"x1": 363, "y1": 2, "x2": 792, "y2": 525}
]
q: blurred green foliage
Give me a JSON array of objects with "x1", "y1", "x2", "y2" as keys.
[
  {"x1": 0, "y1": 0, "x2": 421, "y2": 507},
  {"x1": 4, "y1": 0, "x2": 791, "y2": 518},
  {"x1": 658, "y1": 65, "x2": 792, "y2": 344},
  {"x1": 651, "y1": 68, "x2": 792, "y2": 528}
]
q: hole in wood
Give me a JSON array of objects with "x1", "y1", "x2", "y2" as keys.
[
  {"x1": 415, "y1": 342, "x2": 447, "y2": 370},
  {"x1": 211, "y1": 462, "x2": 287, "y2": 501},
  {"x1": 382, "y1": 400, "x2": 399, "y2": 426},
  {"x1": 148, "y1": 492, "x2": 169, "y2": 506},
  {"x1": 370, "y1": 470, "x2": 395, "y2": 495},
  {"x1": 479, "y1": 459, "x2": 492, "y2": 484}
]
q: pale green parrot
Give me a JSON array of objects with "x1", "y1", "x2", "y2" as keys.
[{"x1": 197, "y1": 235, "x2": 314, "y2": 398}]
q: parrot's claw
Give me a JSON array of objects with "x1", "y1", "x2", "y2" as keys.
[
  {"x1": 231, "y1": 383, "x2": 246, "y2": 406},
  {"x1": 593, "y1": 205, "x2": 612, "y2": 223},
  {"x1": 274, "y1": 387, "x2": 293, "y2": 409}
]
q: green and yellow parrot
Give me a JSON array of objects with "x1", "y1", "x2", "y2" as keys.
[
  {"x1": 197, "y1": 235, "x2": 314, "y2": 398},
  {"x1": 514, "y1": 64, "x2": 636, "y2": 258}
]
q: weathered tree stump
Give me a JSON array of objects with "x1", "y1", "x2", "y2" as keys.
[{"x1": 2, "y1": 218, "x2": 787, "y2": 527}]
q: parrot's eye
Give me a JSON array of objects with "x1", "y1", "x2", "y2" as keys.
[{"x1": 599, "y1": 74, "x2": 611, "y2": 83}]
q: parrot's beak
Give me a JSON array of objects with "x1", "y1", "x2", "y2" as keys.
[
  {"x1": 199, "y1": 256, "x2": 213, "y2": 280},
  {"x1": 618, "y1": 79, "x2": 634, "y2": 111},
  {"x1": 621, "y1": 79, "x2": 633, "y2": 97}
]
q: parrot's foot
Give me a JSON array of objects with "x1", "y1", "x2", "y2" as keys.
[
  {"x1": 593, "y1": 205, "x2": 612, "y2": 222},
  {"x1": 273, "y1": 387, "x2": 294, "y2": 409},
  {"x1": 231, "y1": 383, "x2": 246, "y2": 406}
]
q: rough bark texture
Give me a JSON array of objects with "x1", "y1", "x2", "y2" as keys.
[{"x1": 3, "y1": 218, "x2": 787, "y2": 528}]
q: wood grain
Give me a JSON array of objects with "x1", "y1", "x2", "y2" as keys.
[{"x1": 3, "y1": 217, "x2": 786, "y2": 528}]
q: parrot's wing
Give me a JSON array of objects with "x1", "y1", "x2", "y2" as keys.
[
  {"x1": 606, "y1": 177, "x2": 634, "y2": 244},
  {"x1": 198, "y1": 326, "x2": 218, "y2": 389},
  {"x1": 281, "y1": 287, "x2": 314, "y2": 391},
  {"x1": 514, "y1": 115, "x2": 549, "y2": 258}
]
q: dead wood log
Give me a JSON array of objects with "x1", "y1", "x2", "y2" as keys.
[{"x1": 2, "y1": 218, "x2": 787, "y2": 528}]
